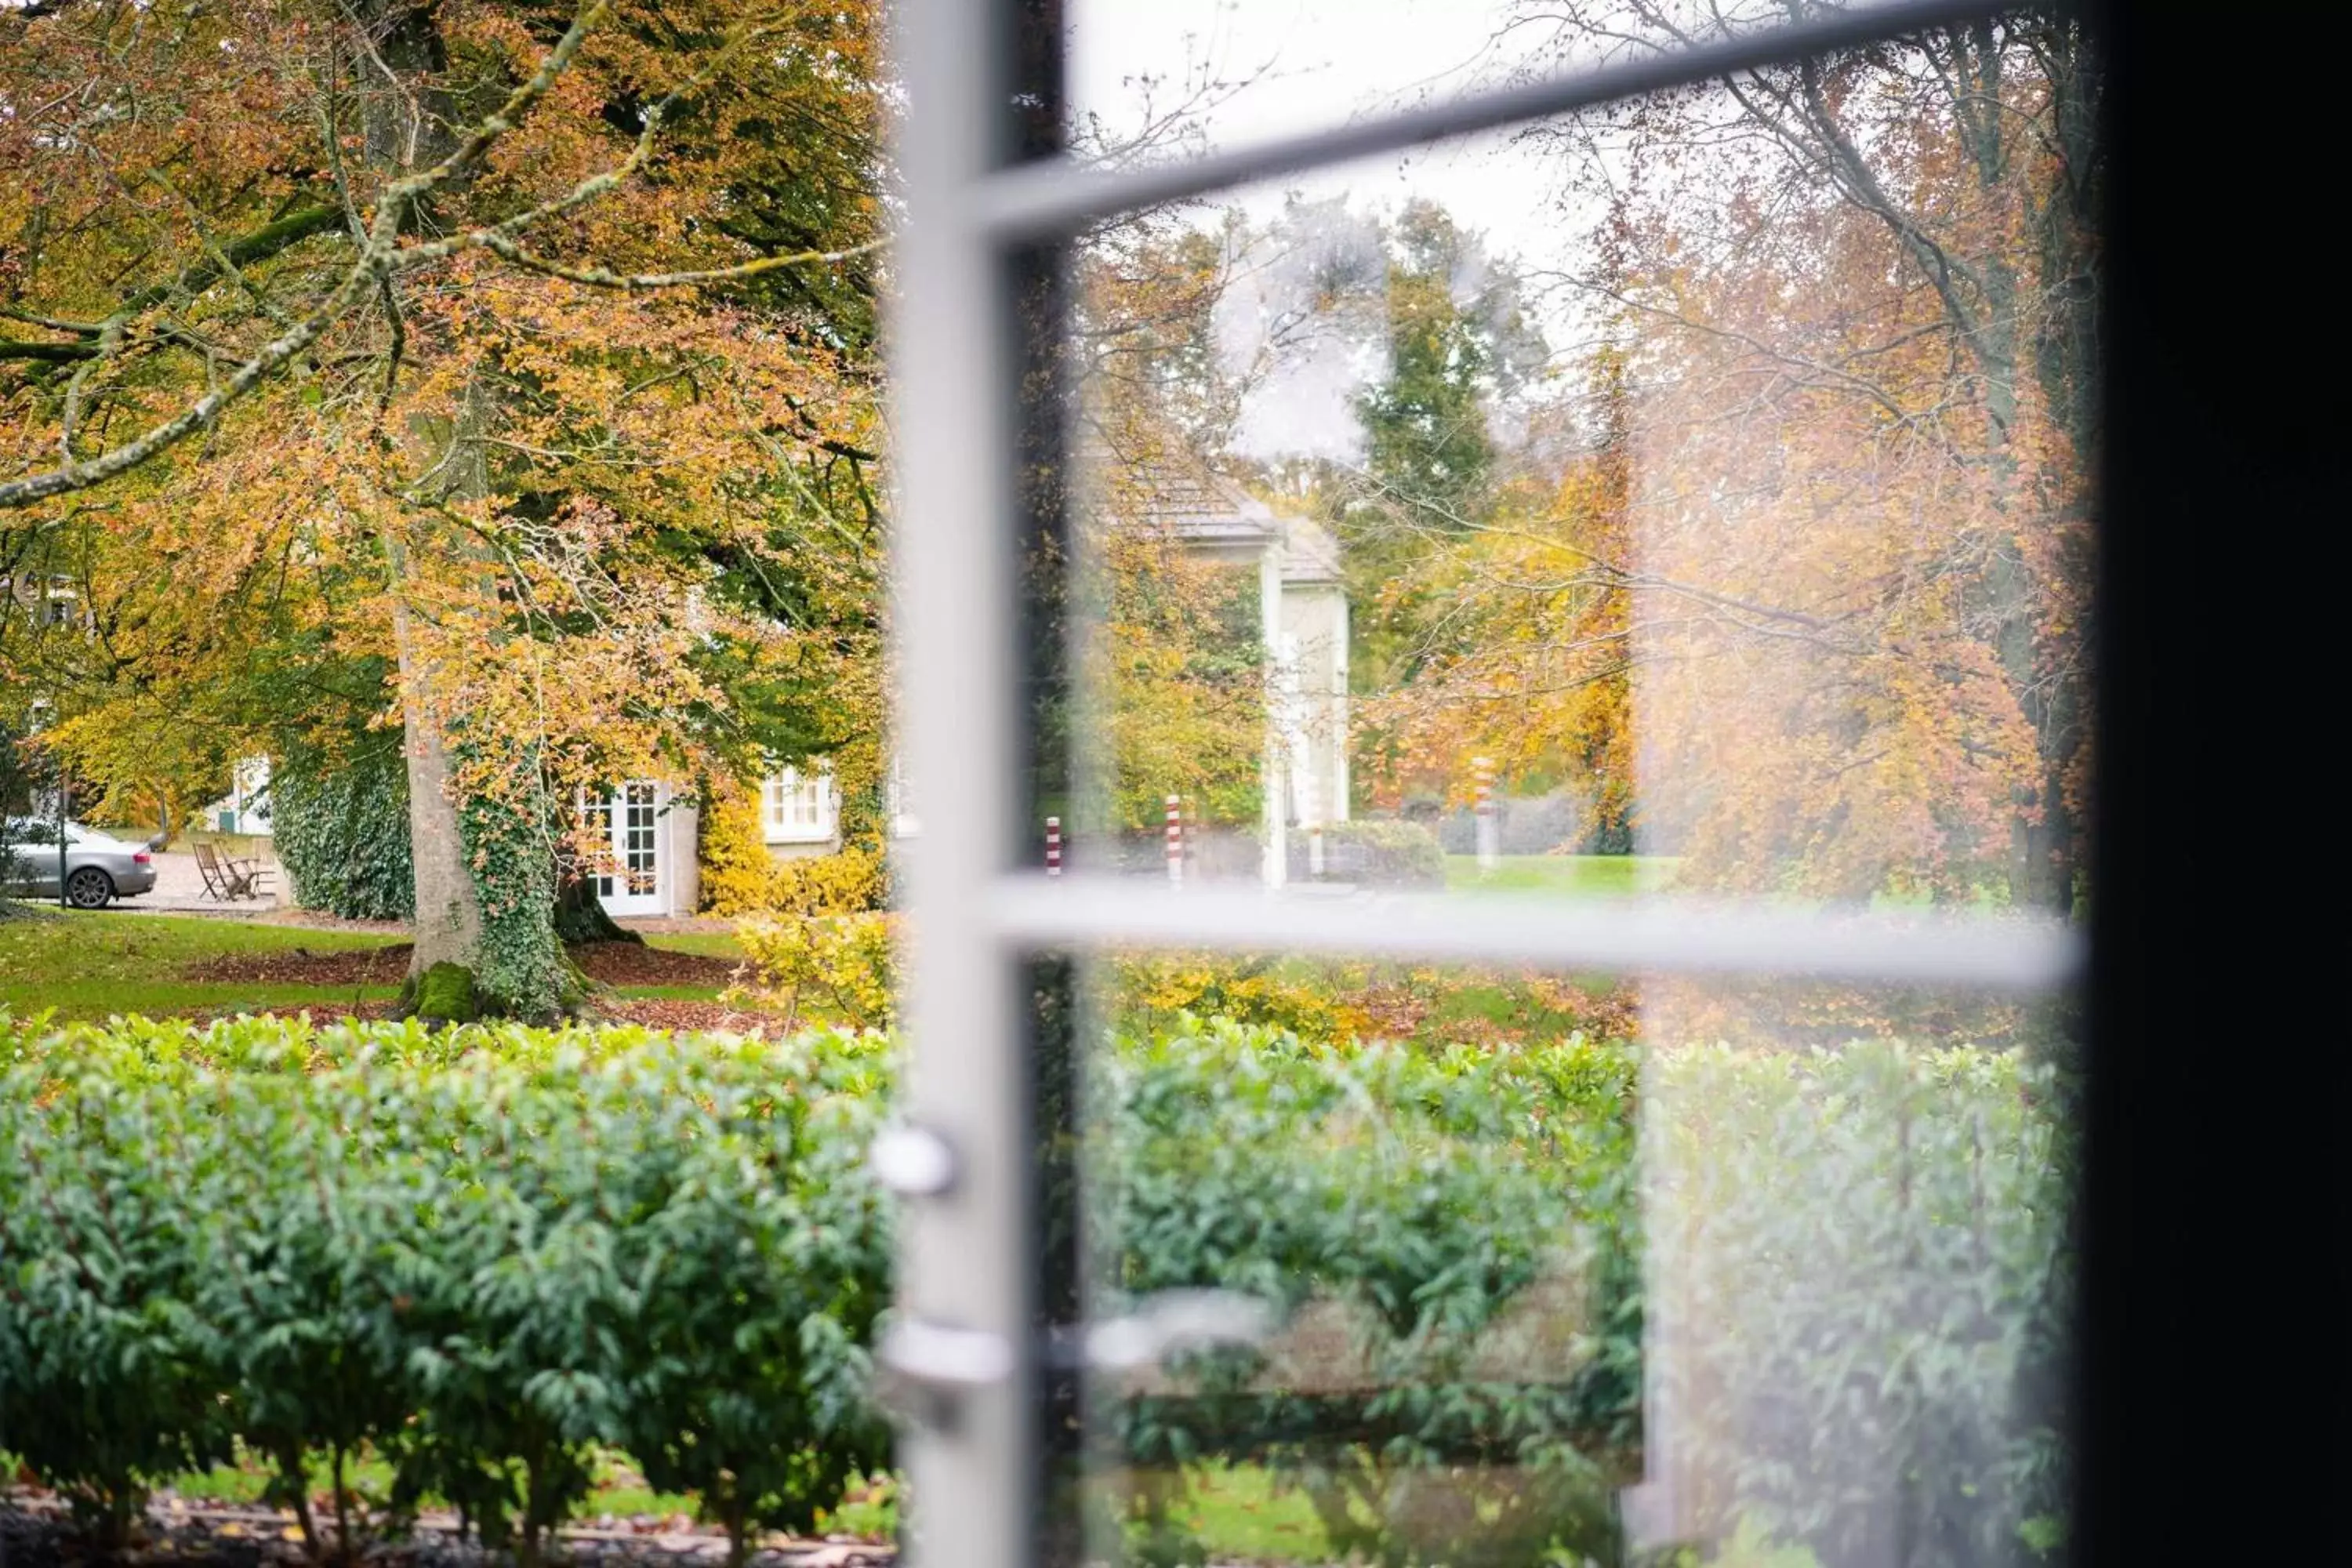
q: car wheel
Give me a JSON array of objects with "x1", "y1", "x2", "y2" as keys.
[{"x1": 65, "y1": 866, "x2": 115, "y2": 909}]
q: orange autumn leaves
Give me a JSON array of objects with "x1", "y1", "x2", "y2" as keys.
[
  {"x1": 1358, "y1": 18, "x2": 2096, "y2": 907},
  {"x1": 2, "y1": 0, "x2": 887, "y2": 822}
]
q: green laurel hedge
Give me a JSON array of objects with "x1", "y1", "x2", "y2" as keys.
[
  {"x1": 0, "y1": 1018, "x2": 891, "y2": 1567},
  {"x1": 0, "y1": 1011, "x2": 2067, "y2": 1568}
]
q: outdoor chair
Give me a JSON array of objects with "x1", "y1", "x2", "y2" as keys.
[
  {"x1": 194, "y1": 841, "x2": 263, "y2": 900},
  {"x1": 192, "y1": 841, "x2": 238, "y2": 900}
]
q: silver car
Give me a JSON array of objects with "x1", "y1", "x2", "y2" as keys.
[{"x1": 2, "y1": 818, "x2": 160, "y2": 909}]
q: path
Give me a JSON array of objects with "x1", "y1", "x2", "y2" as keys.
[{"x1": 112, "y1": 851, "x2": 732, "y2": 935}]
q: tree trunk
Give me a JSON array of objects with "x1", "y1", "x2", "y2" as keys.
[
  {"x1": 385, "y1": 539, "x2": 485, "y2": 985},
  {"x1": 553, "y1": 868, "x2": 643, "y2": 946}
]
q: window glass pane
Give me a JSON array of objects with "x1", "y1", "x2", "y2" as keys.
[
  {"x1": 1068, "y1": 2, "x2": 1940, "y2": 154},
  {"x1": 1046, "y1": 10, "x2": 2096, "y2": 1566},
  {"x1": 1069, "y1": 948, "x2": 2074, "y2": 1568},
  {"x1": 764, "y1": 766, "x2": 837, "y2": 842},
  {"x1": 1070, "y1": 0, "x2": 1506, "y2": 152},
  {"x1": 1061, "y1": 8, "x2": 2100, "y2": 927}
]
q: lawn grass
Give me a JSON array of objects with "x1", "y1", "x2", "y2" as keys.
[
  {"x1": 0, "y1": 909, "x2": 403, "y2": 1022},
  {"x1": 644, "y1": 931, "x2": 746, "y2": 961},
  {"x1": 154, "y1": 1454, "x2": 1330, "y2": 1559},
  {"x1": 1087, "y1": 1463, "x2": 1331, "y2": 1563},
  {"x1": 0, "y1": 911, "x2": 746, "y2": 1023},
  {"x1": 1179, "y1": 1462, "x2": 1332, "y2": 1563},
  {"x1": 159, "y1": 1443, "x2": 699, "y2": 1525},
  {"x1": 1444, "y1": 852, "x2": 1681, "y2": 897}
]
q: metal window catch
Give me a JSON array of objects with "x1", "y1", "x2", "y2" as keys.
[
  {"x1": 873, "y1": 1319, "x2": 1018, "y2": 1432},
  {"x1": 1055, "y1": 1289, "x2": 1276, "y2": 1374},
  {"x1": 877, "y1": 1291, "x2": 1274, "y2": 1432}
]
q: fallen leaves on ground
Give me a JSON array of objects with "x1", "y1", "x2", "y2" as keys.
[{"x1": 181, "y1": 939, "x2": 742, "y2": 990}]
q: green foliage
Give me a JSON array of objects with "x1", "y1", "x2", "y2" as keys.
[
  {"x1": 1316, "y1": 818, "x2": 1446, "y2": 887},
  {"x1": 1356, "y1": 203, "x2": 1503, "y2": 524},
  {"x1": 0, "y1": 1074, "x2": 234, "y2": 1544},
  {"x1": 455, "y1": 776, "x2": 572, "y2": 1022},
  {"x1": 411, "y1": 961, "x2": 478, "y2": 1025},
  {"x1": 1098, "y1": 1021, "x2": 1643, "y2": 1566},
  {"x1": 1646, "y1": 1041, "x2": 2072, "y2": 1568},
  {"x1": 735, "y1": 912, "x2": 898, "y2": 1030},
  {"x1": 0, "y1": 1007, "x2": 2068, "y2": 1568},
  {"x1": 0, "y1": 1018, "x2": 891, "y2": 1566},
  {"x1": 272, "y1": 742, "x2": 414, "y2": 921}
]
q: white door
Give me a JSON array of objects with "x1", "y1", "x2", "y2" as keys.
[{"x1": 584, "y1": 781, "x2": 665, "y2": 917}]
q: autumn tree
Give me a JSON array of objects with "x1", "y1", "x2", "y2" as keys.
[
  {"x1": 1068, "y1": 209, "x2": 1272, "y2": 836},
  {"x1": 0, "y1": 0, "x2": 885, "y2": 1011},
  {"x1": 1351, "y1": 343, "x2": 1641, "y2": 851},
  {"x1": 1343, "y1": 5, "x2": 2100, "y2": 906},
  {"x1": 1512, "y1": 0, "x2": 2101, "y2": 906}
]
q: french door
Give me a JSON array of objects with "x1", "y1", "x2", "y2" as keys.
[{"x1": 581, "y1": 780, "x2": 665, "y2": 918}]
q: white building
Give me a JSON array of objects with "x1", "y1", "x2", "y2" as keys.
[
  {"x1": 1138, "y1": 466, "x2": 1352, "y2": 885},
  {"x1": 579, "y1": 466, "x2": 1347, "y2": 916},
  {"x1": 205, "y1": 756, "x2": 274, "y2": 837}
]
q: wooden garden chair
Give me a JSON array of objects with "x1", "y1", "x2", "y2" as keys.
[
  {"x1": 192, "y1": 841, "x2": 239, "y2": 900},
  {"x1": 195, "y1": 841, "x2": 265, "y2": 899}
]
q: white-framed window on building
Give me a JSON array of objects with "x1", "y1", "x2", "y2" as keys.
[
  {"x1": 885, "y1": 753, "x2": 920, "y2": 838},
  {"x1": 761, "y1": 764, "x2": 836, "y2": 844}
]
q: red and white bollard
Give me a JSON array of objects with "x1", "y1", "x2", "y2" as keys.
[
  {"x1": 1473, "y1": 756, "x2": 1500, "y2": 874},
  {"x1": 1301, "y1": 767, "x2": 1326, "y2": 880},
  {"x1": 1164, "y1": 793, "x2": 1184, "y2": 887},
  {"x1": 1044, "y1": 815, "x2": 1062, "y2": 877}
]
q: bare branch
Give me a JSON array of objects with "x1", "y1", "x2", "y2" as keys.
[{"x1": 464, "y1": 234, "x2": 886, "y2": 292}]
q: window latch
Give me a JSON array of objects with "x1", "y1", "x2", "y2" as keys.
[
  {"x1": 875, "y1": 1290, "x2": 1273, "y2": 1433},
  {"x1": 1052, "y1": 1289, "x2": 1275, "y2": 1373}
]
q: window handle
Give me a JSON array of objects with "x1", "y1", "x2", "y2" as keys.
[
  {"x1": 1054, "y1": 1289, "x2": 1276, "y2": 1372},
  {"x1": 874, "y1": 1290, "x2": 1274, "y2": 1433}
]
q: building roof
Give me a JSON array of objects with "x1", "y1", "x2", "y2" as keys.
[
  {"x1": 1278, "y1": 514, "x2": 1345, "y2": 586},
  {"x1": 1095, "y1": 447, "x2": 1343, "y2": 586},
  {"x1": 1120, "y1": 459, "x2": 1281, "y2": 554}
]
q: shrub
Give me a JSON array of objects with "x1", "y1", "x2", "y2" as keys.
[
  {"x1": 699, "y1": 792, "x2": 888, "y2": 920},
  {"x1": 768, "y1": 840, "x2": 887, "y2": 916},
  {"x1": 1642, "y1": 1041, "x2": 2071, "y2": 1568},
  {"x1": 735, "y1": 912, "x2": 898, "y2": 1030},
  {"x1": 695, "y1": 791, "x2": 776, "y2": 917},
  {"x1": 0, "y1": 1011, "x2": 2068, "y2": 1568},
  {"x1": 0, "y1": 1073, "x2": 234, "y2": 1545},
  {"x1": 0, "y1": 1018, "x2": 891, "y2": 1568},
  {"x1": 1312, "y1": 818, "x2": 1446, "y2": 886},
  {"x1": 1434, "y1": 790, "x2": 1583, "y2": 857},
  {"x1": 1103, "y1": 953, "x2": 1634, "y2": 1050},
  {"x1": 1105, "y1": 953, "x2": 1377, "y2": 1041}
]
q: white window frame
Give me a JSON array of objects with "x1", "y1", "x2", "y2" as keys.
[
  {"x1": 761, "y1": 764, "x2": 837, "y2": 844},
  {"x1": 882, "y1": 6, "x2": 2079, "y2": 1568}
]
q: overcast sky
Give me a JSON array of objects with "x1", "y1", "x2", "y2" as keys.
[{"x1": 1067, "y1": 0, "x2": 1576, "y2": 267}]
